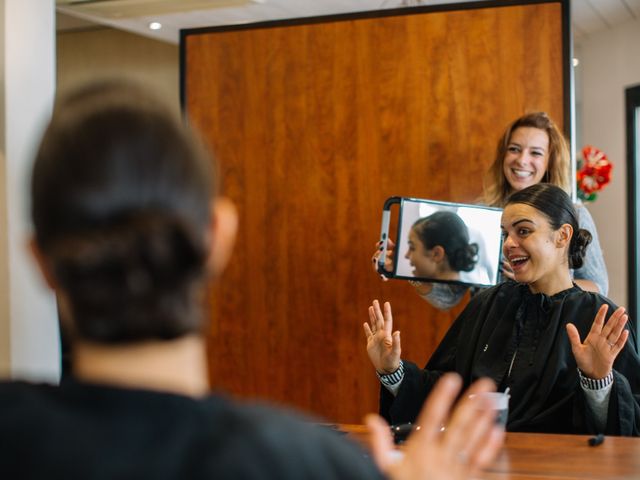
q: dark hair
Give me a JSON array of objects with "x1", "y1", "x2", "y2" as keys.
[
  {"x1": 412, "y1": 211, "x2": 478, "y2": 272},
  {"x1": 505, "y1": 184, "x2": 591, "y2": 269},
  {"x1": 31, "y1": 80, "x2": 214, "y2": 344}
]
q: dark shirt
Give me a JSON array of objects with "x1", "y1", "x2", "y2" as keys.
[
  {"x1": 382, "y1": 281, "x2": 640, "y2": 435},
  {"x1": 0, "y1": 380, "x2": 384, "y2": 479}
]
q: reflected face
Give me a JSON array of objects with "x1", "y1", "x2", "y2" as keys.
[
  {"x1": 503, "y1": 127, "x2": 550, "y2": 191},
  {"x1": 405, "y1": 229, "x2": 438, "y2": 278},
  {"x1": 501, "y1": 203, "x2": 568, "y2": 292}
]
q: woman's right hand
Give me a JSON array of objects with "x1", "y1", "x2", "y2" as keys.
[
  {"x1": 365, "y1": 374, "x2": 505, "y2": 480},
  {"x1": 501, "y1": 259, "x2": 515, "y2": 281},
  {"x1": 372, "y1": 240, "x2": 434, "y2": 295},
  {"x1": 363, "y1": 299, "x2": 401, "y2": 374},
  {"x1": 372, "y1": 239, "x2": 396, "y2": 279}
]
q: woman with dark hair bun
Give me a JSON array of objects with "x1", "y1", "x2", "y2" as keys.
[
  {"x1": 373, "y1": 112, "x2": 608, "y2": 309},
  {"x1": 406, "y1": 211, "x2": 478, "y2": 280},
  {"x1": 365, "y1": 184, "x2": 640, "y2": 436},
  {"x1": 0, "y1": 80, "x2": 505, "y2": 479}
]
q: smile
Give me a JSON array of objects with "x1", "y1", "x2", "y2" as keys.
[
  {"x1": 509, "y1": 256, "x2": 529, "y2": 267},
  {"x1": 511, "y1": 168, "x2": 534, "y2": 179}
]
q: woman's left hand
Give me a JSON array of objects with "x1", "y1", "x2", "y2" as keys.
[{"x1": 566, "y1": 304, "x2": 629, "y2": 380}]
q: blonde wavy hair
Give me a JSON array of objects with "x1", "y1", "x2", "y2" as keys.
[{"x1": 482, "y1": 112, "x2": 570, "y2": 207}]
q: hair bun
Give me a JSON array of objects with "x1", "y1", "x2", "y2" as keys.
[
  {"x1": 569, "y1": 228, "x2": 592, "y2": 269},
  {"x1": 450, "y1": 243, "x2": 479, "y2": 272},
  {"x1": 51, "y1": 214, "x2": 207, "y2": 342}
]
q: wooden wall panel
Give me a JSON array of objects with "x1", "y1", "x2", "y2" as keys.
[{"x1": 183, "y1": 1, "x2": 566, "y2": 423}]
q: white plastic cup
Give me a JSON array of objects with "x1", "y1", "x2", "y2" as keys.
[{"x1": 470, "y1": 391, "x2": 510, "y2": 426}]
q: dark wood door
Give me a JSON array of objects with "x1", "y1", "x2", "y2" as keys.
[{"x1": 183, "y1": 1, "x2": 567, "y2": 423}]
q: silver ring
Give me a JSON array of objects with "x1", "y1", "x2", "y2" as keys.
[{"x1": 607, "y1": 341, "x2": 614, "y2": 348}]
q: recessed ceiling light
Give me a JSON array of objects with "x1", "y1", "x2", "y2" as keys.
[
  {"x1": 149, "y1": 22, "x2": 162, "y2": 30},
  {"x1": 573, "y1": 57, "x2": 580, "y2": 67}
]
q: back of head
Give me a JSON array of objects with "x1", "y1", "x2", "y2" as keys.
[
  {"x1": 505, "y1": 183, "x2": 591, "y2": 269},
  {"x1": 484, "y1": 112, "x2": 570, "y2": 207},
  {"x1": 413, "y1": 211, "x2": 478, "y2": 272},
  {"x1": 31, "y1": 80, "x2": 214, "y2": 344}
]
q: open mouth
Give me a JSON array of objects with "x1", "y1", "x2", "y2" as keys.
[
  {"x1": 509, "y1": 256, "x2": 529, "y2": 269},
  {"x1": 511, "y1": 168, "x2": 533, "y2": 179}
]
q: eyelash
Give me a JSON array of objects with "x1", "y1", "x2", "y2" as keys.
[
  {"x1": 508, "y1": 146, "x2": 543, "y2": 157},
  {"x1": 501, "y1": 228, "x2": 532, "y2": 239}
]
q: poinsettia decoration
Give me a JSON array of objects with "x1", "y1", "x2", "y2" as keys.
[{"x1": 576, "y1": 145, "x2": 612, "y2": 202}]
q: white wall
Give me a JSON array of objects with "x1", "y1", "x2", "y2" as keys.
[
  {"x1": 0, "y1": 0, "x2": 59, "y2": 380},
  {"x1": 578, "y1": 18, "x2": 640, "y2": 307}
]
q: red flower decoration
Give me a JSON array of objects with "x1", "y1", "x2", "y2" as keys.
[{"x1": 576, "y1": 145, "x2": 612, "y2": 202}]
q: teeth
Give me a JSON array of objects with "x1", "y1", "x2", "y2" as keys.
[
  {"x1": 510, "y1": 256, "x2": 528, "y2": 264},
  {"x1": 512, "y1": 169, "x2": 533, "y2": 179}
]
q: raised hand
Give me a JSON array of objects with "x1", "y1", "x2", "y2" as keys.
[
  {"x1": 363, "y1": 300, "x2": 401, "y2": 374},
  {"x1": 566, "y1": 304, "x2": 629, "y2": 380},
  {"x1": 365, "y1": 373, "x2": 505, "y2": 480}
]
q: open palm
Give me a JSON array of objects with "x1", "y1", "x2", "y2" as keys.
[
  {"x1": 363, "y1": 300, "x2": 401, "y2": 374},
  {"x1": 566, "y1": 304, "x2": 629, "y2": 379}
]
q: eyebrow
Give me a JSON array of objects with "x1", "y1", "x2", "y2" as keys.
[
  {"x1": 511, "y1": 219, "x2": 534, "y2": 227},
  {"x1": 501, "y1": 218, "x2": 535, "y2": 228},
  {"x1": 508, "y1": 142, "x2": 547, "y2": 152}
]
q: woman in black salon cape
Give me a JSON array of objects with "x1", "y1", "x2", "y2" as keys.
[
  {"x1": 381, "y1": 281, "x2": 640, "y2": 435},
  {"x1": 366, "y1": 184, "x2": 640, "y2": 436}
]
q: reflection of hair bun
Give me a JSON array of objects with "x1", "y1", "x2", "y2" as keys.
[
  {"x1": 51, "y1": 214, "x2": 206, "y2": 343},
  {"x1": 450, "y1": 243, "x2": 479, "y2": 272},
  {"x1": 569, "y1": 228, "x2": 592, "y2": 269},
  {"x1": 413, "y1": 211, "x2": 479, "y2": 273}
]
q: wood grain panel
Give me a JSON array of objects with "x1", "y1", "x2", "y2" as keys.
[{"x1": 183, "y1": 1, "x2": 566, "y2": 423}]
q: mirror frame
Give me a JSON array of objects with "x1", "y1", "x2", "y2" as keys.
[
  {"x1": 378, "y1": 196, "x2": 503, "y2": 287},
  {"x1": 626, "y1": 84, "x2": 640, "y2": 346}
]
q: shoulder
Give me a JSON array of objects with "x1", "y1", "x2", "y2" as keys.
[
  {"x1": 573, "y1": 202, "x2": 596, "y2": 226},
  {"x1": 0, "y1": 381, "x2": 64, "y2": 438},
  {"x1": 0, "y1": 380, "x2": 55, "y2": 411},
  {"x1": 563, "y1": 287, "x2": 615, "y2": 309},
  {"x1": 468, "y1": 280, "x2": 519, "y2": 306},
  {"x1": 201, "y1": 399, "x2": 383, "y2": 479},
  {"x1": 558, "y1": 288, "x2": 618, "y2": 325}
]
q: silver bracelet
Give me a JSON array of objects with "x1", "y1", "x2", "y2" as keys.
[
  {"x1": 577, "y1": 368, "x2": 614, "y2": 390},
  {"x1": 377, "y1": 360, "x2": 405, "y2": 386}
]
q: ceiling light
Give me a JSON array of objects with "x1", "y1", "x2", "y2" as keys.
[
  {"x1": 149, "y1": 22, "x2": 162, "y2": 30},
  {"x1": 572, "y1": 58, "x2": 579, "y2": 67}
]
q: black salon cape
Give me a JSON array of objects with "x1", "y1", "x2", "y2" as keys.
[
  {"x1": 0, "y1": 380, "x2": 384, "y2": 479},
  {"x1": 381, "y1": 281, "x2": 640, "y2": 436}
]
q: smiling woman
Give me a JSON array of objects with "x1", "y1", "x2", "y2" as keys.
[
  {"x1": 399, "y1": 112, "x2": 610, "y2": 311},
  {"x1": 483, "y1": 113, "x2": 607, "y2": 295},
  {"x1": 364, "y1": 184, "x2": 640, "y2": 436}
]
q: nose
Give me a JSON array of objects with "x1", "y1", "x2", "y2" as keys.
[
  {"x1": 512, "y1": 151, "x2": 527, "y2": 165},
  {"x1": 404, "y1": 249, "x2": 410, "y2": 259},
  {"x1": 502, "y1": 234, "x2": 517, "y2": 249}
]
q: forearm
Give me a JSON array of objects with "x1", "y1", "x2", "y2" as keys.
[{"x1": 579, "y1": 369, "x2": 613, "y2": 432}]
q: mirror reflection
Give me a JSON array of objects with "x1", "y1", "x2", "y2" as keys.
[{"x1": 384, "y1": 198, "x2": 502, "y2": 287}]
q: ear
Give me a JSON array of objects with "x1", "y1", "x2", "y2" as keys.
[
  {"x1": 206, "y1": 197, "x2": 238, "y2": 277},
  {"x1": 28, "y1": 237, "x2": 58, "y2": 290},
  {"x1": 555, "y1": 223, "x2": 573, "y2": 248},
  {"x1": 430, "y1": 245, "x2": 446, "y2": 263}
]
